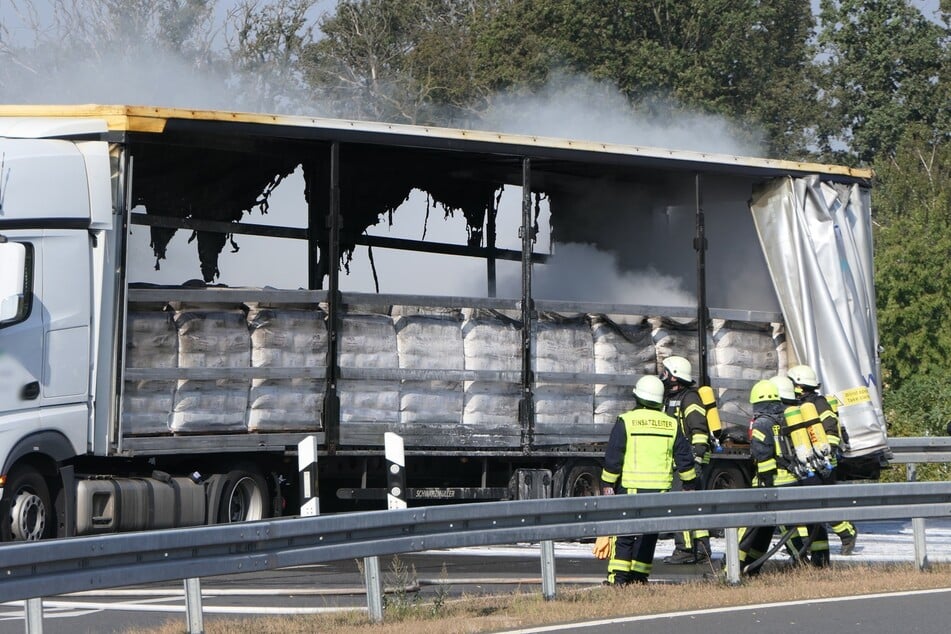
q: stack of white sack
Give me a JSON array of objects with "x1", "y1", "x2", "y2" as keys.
[
  {"x1": 122, "y1": 306, "x2": 177, "y2": 435},
  {"x1": 710, "y1": 319, "x2": 782, "y2": 429},
  {"x1": 462, "y1": 308, "x2": 521, "y2": 427},
  {"x1": 534, "y1": 313, "x2": 594, "y2": 428},
  {"x1": 591, "y1": 314, "x2": 655, "y2": 425},
  {"x1": 247, "y1": 305, "x2": 326, "y2": 432},
  {"x1": 171, "y1": 306, "x2": 250, "y2": 433},
  {"x1": 650, "y1": 316, "x2": 703, "y2": 381},
  {"x1": 393, "y1": 306, "x2": 464, "y2": 425},
  {"x1": 338, "y1": 307, "x2": 399, "y2": 425}
]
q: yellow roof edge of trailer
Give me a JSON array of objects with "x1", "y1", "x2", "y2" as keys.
[{"x1": 0, "y1": 104, "x2": 875, "y2": 181}]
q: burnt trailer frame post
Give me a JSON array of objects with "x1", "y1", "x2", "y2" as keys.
[
  {"x1": 519, "y1": 158, "x2": 536, "y2": 454},
  {"x1": 323, "y1": 142, "x2": 343, "y2": 453},
  {"x1": 695, "y1": 172, "x2": 710, "y2": 386}
]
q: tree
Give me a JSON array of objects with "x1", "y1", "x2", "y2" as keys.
[
  {"x1": 873, "y1": 125, "x2": 951, "y2": 389},
  {"x1": 815, "y1": 0, "x2": 949, "y2": 164},
  {"x1": 469, "y1": 0, "x2": 819, "y2": 157},
  {"x1": 301, "y1": 0, "x2": 489, "y2": 123},
  {"x1": 226, "y1": 0, "x2": 317, "y2": 112}
]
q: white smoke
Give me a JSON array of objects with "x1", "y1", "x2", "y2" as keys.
[
  {"x1": 494, "y1": 242, "x2": 694, "y2": 306},
  {"x1": 474, "y1": 72, "x2": 763, "y2": 156}
]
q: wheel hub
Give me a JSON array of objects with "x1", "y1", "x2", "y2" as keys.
[{"x1": 10, "y1": 490, "x2": 46, "y2": 541}]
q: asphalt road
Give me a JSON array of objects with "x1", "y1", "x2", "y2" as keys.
[{"x1": 2, "y1": 518, "x2": 949, "y2": 634}]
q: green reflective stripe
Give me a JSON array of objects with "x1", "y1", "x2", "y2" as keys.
[
  {"x1": 631, "y1": 561, "x2": 652, "y2": 574},
  {"x1": 608, "y1": 559, "x2": 632, "y2": 572},
  {"x1": 828, "y1": 435, "x2": 841, "y2": 446},
  {"x1": 811, "y1": 540, "x2": 830, "y2": 551},
  {"x1": 752, "y1": 429, "x2": 766, "y2": 441},
  {"x1": 758, "y1": 459, "x2": 777, "y2": 473},
  {"x1": 691, "y1": 433, "x2": 709, "y2": 445},
  {"x1": 679, "y1": 468, "x2": 697, "y2": 482},
  {"x1": 693, "y1": 529, "x2": 709, "y2": 539},
  {"x1": 601, "y1": 469, "x2": 619, "y2": 484},
  {"x1": 776, "y1": 470, "x2": 798, "y2": 485},
  {"x1": 831, "y1": 521, "x2": 855, "y2": 536},
  {"x1": 819, "y1": 410, "x2": 835, "y2": 421}
]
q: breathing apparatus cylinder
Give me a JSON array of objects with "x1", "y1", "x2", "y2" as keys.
[
  {"x1": 782, "y1": 406, "x2": 815, "y2": 478},
  {"x1": 698, "y1": 385, "x2": 722, "y2": 447},
  {"x1": 800, "y1": 401, "x2": 833, "y2": 474}
]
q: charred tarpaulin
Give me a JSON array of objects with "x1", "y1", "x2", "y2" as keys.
[
  {"x1": 135, "y1": 142, "x2": 504, "y2": 284},
  {"x1": 133, "y1": 143, "x2": 299, "y2": 282},
  {"x1": 305, "y1": 146, "x2": 502, "y2": 283}
]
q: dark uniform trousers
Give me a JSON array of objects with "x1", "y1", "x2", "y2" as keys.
[{"x1": 608, "y1": 486, "x2": 663, "y2": 584}]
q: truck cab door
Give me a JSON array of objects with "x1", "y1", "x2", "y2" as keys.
[{"x1": 0, "y1": 236, "x2": 42, "y2": 415}]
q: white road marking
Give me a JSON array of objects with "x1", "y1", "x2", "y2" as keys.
[{"x1": 499, "y1": 587, "x2": 951, "y2": 633}]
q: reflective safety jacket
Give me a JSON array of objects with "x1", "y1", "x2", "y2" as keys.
[
  {"x1": 749, "y1": 402, "x2": 798, "y2": 486},
  {"x1": 601, "y1": 406, "x2": 697, "y2": 491},
  {"x1": 799, "y1": 391, "x2": 841, "y2": 466},
  {"x1": 666, "y1": 386, "x2": 711, "y2": 463}
]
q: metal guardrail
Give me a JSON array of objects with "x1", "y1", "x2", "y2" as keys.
[
  {"x1": 886, "y1": 436, "x2": 951, "y2": 464},
  {"x1": 3, "y1": 481, "x2": 951, "y2": 607}
]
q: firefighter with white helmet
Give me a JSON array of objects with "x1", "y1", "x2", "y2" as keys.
[
  {"x1": 787, "y1": 364, "x2": 858, "y2": 557},
  {"x1": 600, "y1": 375, "x2": 698, "y2": 585},
  {"x1": 660, "y1": 355, "x2": 714, "y2": 565}
]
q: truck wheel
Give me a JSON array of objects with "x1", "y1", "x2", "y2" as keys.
[
  {"x1": 217, "y1": 469, "x2": 270, "y2": 523},
  {"x1": 1, "y1": 466, "x2": 52, "y2": 541},
  {"x1": 563, "y1": 464, "x2": 601, "y2": 497},
  {"x1": 707, "y1": 464, "x2": 747, "y2": 490}
]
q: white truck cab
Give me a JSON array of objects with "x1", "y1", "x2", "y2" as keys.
[{"x1": 0, "y1": 124, "x2": 113, "y2": 539}]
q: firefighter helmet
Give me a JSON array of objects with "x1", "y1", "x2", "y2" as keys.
[
  {"x1": 750, "y1": 380, "x2": 780, "y2": 404},
  {"x1": 787, "y1": 364, "x2": 820, "y2": 389},
  {"x1": 770, "y1": 375, "x2": 797, "y2": 404},
  {"x1": 661, "y1": 356, "x2": 694, "y2": 384},
  {"x1": 634, "y1": 375, "x2": 666, "y2": 409}
]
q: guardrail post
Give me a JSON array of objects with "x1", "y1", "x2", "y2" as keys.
[
  {"x1": 723, "y1": 527, "x2": 741, "y2": 585},
  {"x1": 364, "y1": 555, "x2": 384, "y2": 623},
  {"x1": 912, "y1": 517, "x2": 930, "y2": 571},
  {"x1": 184, "y1": 578, "x2": 204, "y2": 634},
  {"x1": 540, "y1": 539, "x2": 557, "y2": 600},
  {"x1": 24, "y1": 597, "x2": 43, "y2": 634},
  {"x1": 906, "y1": 463, "x2": 917, "y2": 482}
]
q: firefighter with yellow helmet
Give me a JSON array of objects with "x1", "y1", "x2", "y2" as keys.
[
  {"x1": 788, "y1": 364, "x2": 858, "y2": 556},
  {"x1": 738, "y1": 379, "x2": 801, "y2": 572},
  {"x1": 660, "y1": 356, "x2": 715, "y2": 565},
  {"x1": 600, "y1": 375, "x2": 698, "y2": 585}
]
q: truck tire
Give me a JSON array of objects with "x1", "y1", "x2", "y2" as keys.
[
  {"x1": 706, "y1": 463, "x2": 747, "y2": 490},
  {"x1": 563, "y1": 463, "x2": 602, "y2": 498},
  {"x1": 217, "y1": 468, "x2": 270, "y2": 523},
  {"x1": 1, "y1": 466, "x2": 52, "y2": 541}
]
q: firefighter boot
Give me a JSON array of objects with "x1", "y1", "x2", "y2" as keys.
[
  {"x1": 694, "y1": 536, "x2": 712, "y2": 564},
  {"x1": 663, "y1": 546, "x2": 697, "y2": 564},
  {"x1": 837, "y1": 524, "x2": 858, "y2": 556}
]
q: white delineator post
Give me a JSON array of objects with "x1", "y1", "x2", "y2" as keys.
[
  {"x1": 298, "y1": 435, "x2": 319, "y2": 517},
  {"x1": 385, "y1": 432, "x2": 407, "y2": 510}
]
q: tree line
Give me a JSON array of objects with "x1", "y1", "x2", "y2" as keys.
[{"x1": 1, "y1": 0, "x2": 949, "y2": 434}]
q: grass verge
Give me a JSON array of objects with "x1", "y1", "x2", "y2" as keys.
[{"x1": 127, "y1": 562, "x2": 951, "y2": 634}]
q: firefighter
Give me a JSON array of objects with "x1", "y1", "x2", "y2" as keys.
[
  {"x1": 660, "y1": 356, "x2": 713, "y2": 565},
  {"x1": 788, "y1": 364, "x2": 857, "y2": 557},
  {"x1": 600, "y1": 375, "x2": 698, "y2": 585},
  {"x1": 738, "y1": 379, "x2": 802, "y2": 572}
]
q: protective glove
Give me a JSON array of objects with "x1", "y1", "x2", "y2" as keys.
[
  {"x1": 758, "y1": 470, "x2": 775, "y2": 488},
  {"x1": 601, "y1": 486, "x2": 615, "y2": 496},
  {"x1": 593, "y1": 535, "x2": 612, "y2": 560},
  {"x1": 692, "y1": 443, "x2": 708, "y2": 463}
]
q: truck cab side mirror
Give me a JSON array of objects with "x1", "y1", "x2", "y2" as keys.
[{"x1": 0, "y1": 240, "x2": 31, "y2": 326}]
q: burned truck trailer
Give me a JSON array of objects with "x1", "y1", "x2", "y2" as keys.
[{"x1": 0, "y1": 105, "x2": 888, "y2": 540}]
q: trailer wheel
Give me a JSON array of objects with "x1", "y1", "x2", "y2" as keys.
[
  {"x1": 707, "y1": 464, "x2": 747, "y2": 490},
  {"x1": 217, "y1": 468, "x2": 270, "y2": 523},
  {"x1": 1, "y1": 466, "x2": 52, "y2": 542},
  {"x1": 563, "y1": 464, "x2": 602, "y2": 498}
]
